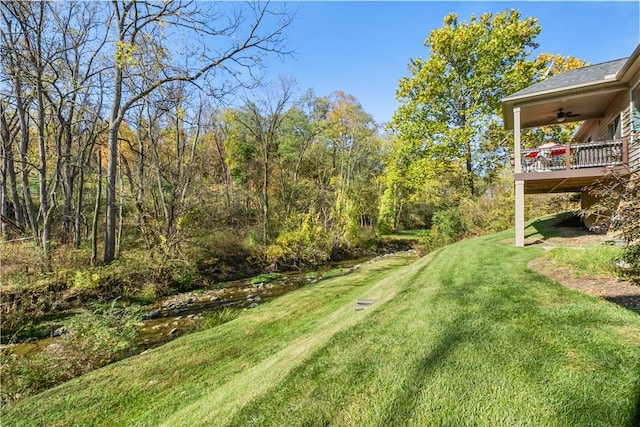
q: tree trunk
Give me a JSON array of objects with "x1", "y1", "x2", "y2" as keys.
[
  {"x1": 464, "y1": 138, "x2": 474, "y2": 196},
  {"x1": 0, "y1": 143, "x2": 7, "y2": 238},
  {"x1": 34, "y1": 19, "x2": 52, "y2": 271},
  {"x1": 213, "y1": 131, "x2": 232, "y2": 208},
  {"x1": 104, "y1": 123, "x2": 118, "y2": 263},
  {"x1": 14, "y1": 77, "x2": 39, "y2": 239},
  {"x1": 262, "y1": 143, "x2": 269, "y2": 246},
  {"x1": 92, "y1": 149, "x2": 102, "y2": 266},
  {"x1": 61, "y1": 118, "x2": 75, "y2": 243},
  {"x1": 75, "y1": 165, "x2": 85, "y2": 247},
  {"x1": 6, "y1": 149, "x2": 23, "y2": 232},
  {"x1": 116, "y1": 152, "x2": 125, "y2": 258},
  {"x1": 0, "y1": 108, "x2": 25, "y2": 233},
  {"x1": 136, "y1": 128, "x2": 145, "y2": 228},
  {"x1": 104, "y1": 63, "x2": 123, "y2": 264}
]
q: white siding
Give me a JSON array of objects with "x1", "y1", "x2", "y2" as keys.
[
  {"x1": 630, "y1": 79, "x2": 640, "y2": 173},
  {"x1": 577, "y1": 89, "x2": 639, "y2": 173},
  {"x1": 630, "y1": 131, "x2": 639, "y2": 172},
  {"x1": 591, "y1": 92, "x2": 629, "y2": 141}
]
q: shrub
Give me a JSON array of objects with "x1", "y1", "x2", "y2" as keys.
[
  {"x1": 581, "y1": 171, "x2": 640, "y2": 282},
  {"x1": 196, "y1": 308, "x2": 240, "y2": 331},
  {"x1": 70, "y1": 270, "x2": 101, "y2": 289},
  {"x1": 418, "y1": 206, "x2": 467, "y2": 254},
  {"x1": 250, "y1": 272, "x2": 285, "y2": 285},
  {"x1": 264, "y1": 212, "x2": 332, "y2": 269},
  {"x1": 1, "y1": 301, "x2": 141, "y2": 404}
]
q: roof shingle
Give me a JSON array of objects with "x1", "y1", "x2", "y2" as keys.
[{"x1": 504, "y1": 57, "x2": 628, "y2": 100}]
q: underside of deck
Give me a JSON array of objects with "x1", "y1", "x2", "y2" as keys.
[{"x1": 515, "y1": 165, "x2": 630, "y2": 194}]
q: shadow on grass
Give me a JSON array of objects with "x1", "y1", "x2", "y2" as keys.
[
  {"x1": 379, "y1": 322, "x2": 464, "y2": 425},
  {"x1": 525, "y1": 211, "x2": 592, "y2": 241},
  {"x1": 603, "y1": 296, "x2": 640, "y2": 315}
]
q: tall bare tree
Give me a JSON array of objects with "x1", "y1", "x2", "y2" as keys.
[
  {"x1": 102, "y1": 0, "x2": 292, "y2": 263},
  {"x1": 231, "y1": 78, "x2": 295, "y2": 245}
]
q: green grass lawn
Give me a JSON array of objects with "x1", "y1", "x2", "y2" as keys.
[{"x1": 3, "y1": 225, "x2": 640, "y2": 426}]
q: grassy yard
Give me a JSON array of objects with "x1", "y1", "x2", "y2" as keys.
[{"x1": 3, "y1": 224, "x2": 640, "y2": 426}]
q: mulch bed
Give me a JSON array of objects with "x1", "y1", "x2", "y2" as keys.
[{"x1": 528, "y1": 253, "x2": 640, "y2": 315}]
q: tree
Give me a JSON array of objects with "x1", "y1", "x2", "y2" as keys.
[
  {"x1": 102, "y1": 0, "x2": 292, "y2": 263},
  {"x1": 479, "y1": 52, "x2": 588, "y2": 182},
  {"x1": 390, "y1": 10, "x2": 541, "y2": 197},
  {"x1": 276, "y1": 91, "x2": 326, "y2": 218},
  {"x1": 1, "y1": 1, "x2": 108, "y2": 266},
  {"x1": 1, "y1": 1, "x2": 60, "y2": 269},
  {"x1": 229, "y1": 78, "x2": 295, "y2": 245},
  {"x1": 581, "y1": 171, "x2": 640, "y2": 282},
  {"x1": 324, "y1": 92, "x2": 381, "y2": 244}
]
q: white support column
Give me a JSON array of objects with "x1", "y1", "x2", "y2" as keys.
[
  {"x1": 513, "y1": 107, "x2": 525, "y2": 247},
  {"x1": 513, "y1": 107, "x2": 522, "y2": 174},
  {"x1": 515, "y1": 180, "x2": 525, "y2": 247}
]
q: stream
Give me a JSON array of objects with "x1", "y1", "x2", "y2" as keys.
[{"x1": 2, "y1": 253, "x2": 401, "y2": 357}]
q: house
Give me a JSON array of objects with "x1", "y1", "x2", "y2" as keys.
[{"x1": 502, "y1": 44, "x2": 640, "y2": 246}]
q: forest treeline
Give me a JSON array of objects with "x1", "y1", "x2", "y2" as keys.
[{"x1": 1, "y1": 3, "x2": 578, "y2": 293}]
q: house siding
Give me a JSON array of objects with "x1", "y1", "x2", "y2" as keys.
[
  {"x1": 590, "y1": 92, "x2": 629, "y2": 141},
  {"x1": 627, "y1": 68, "x2": 640, "y2": 173},
  {"x1": 630, "y1": 131, "x2": 639, "y2": 172},
  {"x1": 576, "y1": 89, "x2": 640, "y2": 173}
]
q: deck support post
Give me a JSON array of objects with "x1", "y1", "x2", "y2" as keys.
[
  {"x1": 513, "y1": 107, "x2": 522, "y2": 174},
  {"x1": 513, "y1": 107, "x2": 525, "y2": 247},
  {"x1": 515, "y1": 180, "x2": 525, "y2": 247}
]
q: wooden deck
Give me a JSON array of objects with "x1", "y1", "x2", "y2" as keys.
[{"x1": 517, "y1": 138, "x2": 630, "y2": 194}]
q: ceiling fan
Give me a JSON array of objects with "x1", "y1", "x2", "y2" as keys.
[{"x1": 551, "y1": 108, "x2": 581, "y2": 123}]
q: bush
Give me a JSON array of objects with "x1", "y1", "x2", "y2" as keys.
[
  {"x1": 264, "y1": 212, "x2": 332, "y2": 269},
  {"x1": 1, "y1": 301, "x2": 141, "y2": 404},
  {"x1": 250, "y1": 272, "x2": 284, "y2": 285},
  {"x1": 581, "y1": 171, "x2": 640, "y2": 283},
  {"x1": 418, "y1": 206, "x2": 467, "y2": 254},
  {"x1": 196, "y1": 308, "x2": 240, "y2": 331}
]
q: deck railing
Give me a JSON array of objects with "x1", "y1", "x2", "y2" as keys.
[{"x1": 521, "y1": 138, "x2": 627, "y2": 173}]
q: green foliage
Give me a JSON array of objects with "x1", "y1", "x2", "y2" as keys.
[
  {"x1": 418, "y1": 205, "x2": 467, "y2": 253},
  {"x1": 196, "y1": 308, "x2": 240, "y2": 331},
  {"x1": 581, "y1": 171, "x2": 640, "y2": 282},
  {"x1": 70, "y1": 270, "x2": 101, "y2": 289},
  {"x1": 1, "y1": 301, "x2": 141, "y2": 403},
  {"x1": 264, "y1": 211, "x2": 332, "y2": 268},
  {"x1": 390, "y1": 9, "x2": 542, "y2": 196},
  {"x1": 433, "y1": 207, "x2": 466, "y2": 240},
  {"x1": 547, "y1": 245, "x2": 624, "y2": 277},
  {"x1": 458, "y1": 168, "x2": 515, "y2": 234},
  {"x1": 249, "y1": 272, "x2": 285, "y2": 285},
  {"x1": 168, "y1": 262, "x2": 199, "y2": 292},
  {"x1": 621, "y1": 245, "x2": 640, "y2": 282}
]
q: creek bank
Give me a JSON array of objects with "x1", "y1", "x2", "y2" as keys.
[
  {"x1": 128, "y1": 250, "x2": 417, "y2": 350},
  {"x1": 2, "y1": 250, "x2": 418, "y2": 356},
  {"x1": 1, "y1": 236, "x2": 416, "y2": 344}
]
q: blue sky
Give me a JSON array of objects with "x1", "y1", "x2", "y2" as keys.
[{"x1": 263, "y1": 1, "x2": 640, "y2": 125}]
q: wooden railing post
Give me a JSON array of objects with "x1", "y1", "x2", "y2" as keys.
[
  {"x1": 622, "y1": 136, "x2": 629, "y2": 165},
  {"x1": 565, "y1": 142, "x2": 571, "y2": 170}
]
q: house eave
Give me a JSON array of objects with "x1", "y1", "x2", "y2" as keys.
[
  {"x1": 502, "y1": 81, "x2": 627, "y2": 130},
  {"x1": 615, "y1": 44, "x2": 640, "y2": 81}
]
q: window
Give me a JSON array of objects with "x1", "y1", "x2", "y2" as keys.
[
  {"x1": 608, "y1": 115, "x2": 621, "y2": 139},
  {"x1": 632, "y1": 84, "x2": 640, "y2": 132}
]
